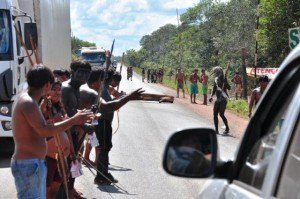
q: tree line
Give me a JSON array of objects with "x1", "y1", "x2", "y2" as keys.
[{"x1": 124, "y1": 0, "x2": 300, "y2": 75}]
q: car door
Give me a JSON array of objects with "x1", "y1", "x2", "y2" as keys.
[{"x1": 223, "y1": 57, "x2": 300, "y2": 198}]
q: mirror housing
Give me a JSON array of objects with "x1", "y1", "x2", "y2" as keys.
[
  {"x1": 163, "y1": 128, "x2": 218, "y2": 178},
  {"x1": 24, "y1": 23, "x2": 38, "y2": 50}
]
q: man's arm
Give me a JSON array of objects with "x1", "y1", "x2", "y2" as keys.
[
  {"x1": 100, "y1": 88, "x2": 144, "y2": 112},
  {"x1": 22, "y1": 100, "x2": 92, "y2": 137}
]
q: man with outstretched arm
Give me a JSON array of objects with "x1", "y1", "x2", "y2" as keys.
[
  {"x1": 79, "y1": 67, "x2": 144, "y2": 185},
  {"x1": 11, "y1": 65, "x2": 92, "y2": 199}
]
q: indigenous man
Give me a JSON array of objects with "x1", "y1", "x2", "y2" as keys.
[
  {"x1": 11, "y1": 65, "x2": 92, "y2": 199},
  {"x1": 231, "y1": 71, "x2": 243, "y2": 99},
  {"x1": 189, "y1": 69, "x2": 201, "y2": 104},
  {"x1": 248, "y1": 75, "x2": 269, "y2": 118},
  {"x1": 175, "y1": 68, "x2": 186, "y2": 98},
  {"x1": 209, "y1": 66, "x2": 231, "y2": 135},
  {"x1": 200, "y1": 69, "x2": 209, "y2": 105},
  {"x1": 61, "y1": 60, "x2": 92, "y2": 198},
  {"x1": 142, "y1": 68, "x2": 145, "y2": 82},
  {"x1": 79, "y1": 67, "x2": 144, "y2": 185}
]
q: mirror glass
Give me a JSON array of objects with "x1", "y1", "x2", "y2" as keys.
[{"x1": 164, "y1": 129, "x2": 215, "y2": 177}]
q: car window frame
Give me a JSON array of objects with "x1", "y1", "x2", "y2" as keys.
[{"x1": 230, "y1": 58, "x2": 300, "y2": 190}]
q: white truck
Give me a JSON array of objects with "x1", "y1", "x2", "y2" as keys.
[
  {"x1": 0, "y1": 0, "x2": 71, "y2": 140},
  {"x1": 80, "y1": 46, "x2": 106, "y2": 67}
]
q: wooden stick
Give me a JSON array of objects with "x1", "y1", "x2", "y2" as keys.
[{"x1": 30, "y1": 35, "x2": 40, "y2": 64}]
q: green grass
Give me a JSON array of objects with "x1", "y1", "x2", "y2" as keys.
[{"x1": 227, "y1": 99, "x2": 249, "y2": 118}]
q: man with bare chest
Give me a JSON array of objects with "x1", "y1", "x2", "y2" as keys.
[
  {"x1": 249, "y1": 75, "x2": 269, "y2": 118},
  {"x1": 11, "y1": 65, "x2": 92, "y2": 199}
]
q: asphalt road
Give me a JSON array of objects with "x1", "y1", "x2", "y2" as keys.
[{"x1": 0, "y1": 65, "x2": 240, "y2": 199}]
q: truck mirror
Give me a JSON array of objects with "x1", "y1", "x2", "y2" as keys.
[
  {"x1": 163, "y1": 128, "x2": 218, "y2": 178},
  {"x1": 24, "y1": 23, "x2": 38, "y2": 50}
]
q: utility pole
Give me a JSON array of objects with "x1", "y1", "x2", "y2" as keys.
[
  {"x1": 176, "y1": 8, "x2": 183, "y2": 69},
  {"x1": 241, "y1": 48, "x2": 248, "y2": 100},
  {"x1": 254, "y1": 0, "x2": 260, "y2": 83}
]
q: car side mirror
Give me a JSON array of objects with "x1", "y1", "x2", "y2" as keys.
[
  {"x1": 24, "y1": 22, "x2": 38, "y2": 50},
  {"x1": 163, "y1": 128, "x2": 218, "y2": 178}
]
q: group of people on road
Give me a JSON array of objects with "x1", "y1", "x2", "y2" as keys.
[
  {"x1": 11, "y1": 51, "x2": 145, "y2": 199},
  {"x1": 174, "y1": 66, "x2": 270, "y2": 135},
  {"x1": 175, "y1": 68, "x2": 208, "y2": 105}
]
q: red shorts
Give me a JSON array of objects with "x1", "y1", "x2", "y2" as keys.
[{"x1": 46, "y1": 156, "x2": 63, "y2": 187}]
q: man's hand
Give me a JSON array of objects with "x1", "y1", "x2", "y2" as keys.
[
  {"x1": 128, "y1": 88, "x2": 145, "y2": 100},
  {"x1": 72, "y1": 109, "x2": 94, "y2": 125}
]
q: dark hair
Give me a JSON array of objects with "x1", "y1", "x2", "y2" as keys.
[
  {"x1": 105, "y1": 68, "x2": 114, "y2": 83},
  {"x1": 258, "y1": 75, "x2": 269, "y2": 83},
  {"x1": 53, "y1": 69, "x2": 64, "y2": 76},
  {"x1": 64, "y1": 70, "x2": 70, "y2": 78},
  {"x1": 112, "y1": 71, "x2": 122, "y2": 82},
  {"x1": 27, "y1": 64, "x2": 54, "y2": 89},
  {"x1": 70, "y1": 60, "x2": 91, "y2": 72},
  {"x1": 52, "y1": 79, "x2": 62, "y2": 89},
  {"x1": 201, "y1": 69, "x2": 205, "y2": 73},
  {"x1": 88, "y1": 66, "x2": 104, "y2": 84}
]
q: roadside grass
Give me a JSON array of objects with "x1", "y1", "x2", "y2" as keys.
[{"x1": 227, "y1": 99, "x2": 249, "y2": 118}]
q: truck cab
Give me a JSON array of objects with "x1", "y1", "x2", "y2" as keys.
[
  {"x1": 0, "y1": 0, "x2": 33, "y2": 138},
  {"x1": 163, "y1": 44, "x2": 300, "y2": 198},
  {"x1": 80, "y1": 46, "x2": 106, "y2": 67}
]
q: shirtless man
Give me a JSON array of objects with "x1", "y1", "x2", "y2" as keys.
[
  {"x1": 11, "y1": 65, "x2": 92, "y2": 199},
  {"x1": 189, "y1": 69, "x2": 201, "y2": 104},
  {"x1": 61, "y1": 60, "x2": 92, "y2": 198},
  {"x1": 79, "y1": 67, "x2": 144, "y2": 185},
  {"x1": 248, "y1": 75, "x2": 269, "y2": 118},
  {"x1": 200, "y1": 69, "x2": 208, "y2": 105},
  {"x1": 175, "y1": 68, "x2": 186, "y2": 98},
  {"x1": 231, "y1": 71, "x2": 243, "y2": 99}
]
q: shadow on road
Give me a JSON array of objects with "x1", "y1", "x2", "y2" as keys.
[
  {"x1": 109, "y1": 164, "x2": 132, "y2": 172},
  {"x1": 97, "y1": 184, "x2": 137, "y2": 196}
]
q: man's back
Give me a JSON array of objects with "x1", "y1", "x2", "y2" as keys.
[{"x1": 12, "y1": 93, "x2": 47, "y2": 160}]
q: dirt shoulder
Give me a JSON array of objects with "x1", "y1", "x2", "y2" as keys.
[{"x1": 157, "y1": 84, "x2": 249, "y2": 139}]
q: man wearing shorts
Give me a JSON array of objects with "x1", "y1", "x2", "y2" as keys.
[
  {"x1": 189, "y1": 69, "x2": 200, "y2": 104},
  {"x1": 175, "y1": 68, "x2": 186, "y2": 98}
]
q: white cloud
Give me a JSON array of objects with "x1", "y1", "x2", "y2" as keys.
[{"x1": 160, "y1": 0, "x2": 199, "y2": 9}]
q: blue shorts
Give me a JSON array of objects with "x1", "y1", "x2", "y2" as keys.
[
  {"x1": 190, "y1": 83, "x2": 199, "y2": 94},
  {"x1": 11, "y1": 158, "x2": 47, "y2": 199}
]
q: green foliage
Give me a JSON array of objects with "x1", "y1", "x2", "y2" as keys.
[{"x1": 227, "y1": 99, "x2": 249, "y2": 118}]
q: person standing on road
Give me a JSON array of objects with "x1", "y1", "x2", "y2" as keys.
[
  {"x1": 175, "y1": 68, "x2": 186, "y2": 98},
  {"x1": 142, "y1": 68, "x2": 145, "y2": 82},
  {"x1": 209, "y1": 66, "x2": 231, "y2": 135},
  {"x1": 147, "y1": 69, "x2": 151, "y2": 83},
  {"x1": 79, "y1": 67, "x2": 144, "y2": 185},
  {"x1": 231, "y1": 71, "x2": 243, "y2": 100},
  {"x1": 200, "y1": 69, "x2": 208, "y2": 105},
  {"x1": 189, "y1": 69, "x2": 201, "y2": 104},
  {"x1": 11, "y1": 65, "x2": 92, "y2": 199},
  {"x1": 248, "y1": 75, "x2": 269, "y2": 118},
  {"x1": 61, "y1": 60, "x2": 92, "y2": 199}
]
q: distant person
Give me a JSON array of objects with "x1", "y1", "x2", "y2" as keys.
[
  {"x1": 189, "y1": 69, "x2": 200, "y2": 104},
  {"x1": 248, "y1": 75, "x2": 269, "y2": 118},
  {"x1": 142, "y1": 68, "x2": 145, "y2": 82},
  {"x1": 231, "y1": 71, "x2": 243, "y2": 99},
  {"x1": 11, "y1": 65, "x2": 92, "y2": 199},
  {"x1": 147, "y1": 69, "x2": 151, "y2": 83},
  {"x1": 200, "y1": 69, "x2": 208, "y2": 105},
  {"x1": 175, "y1": 68, "x2": 186, "y2": 98},
  {"x1": 209, "y1": 66, "x2": 231, "y2": 135}
]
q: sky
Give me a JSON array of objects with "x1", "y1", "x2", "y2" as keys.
[{"x1": 70, "y1": 0, "x2": 201, "y2": 56}]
